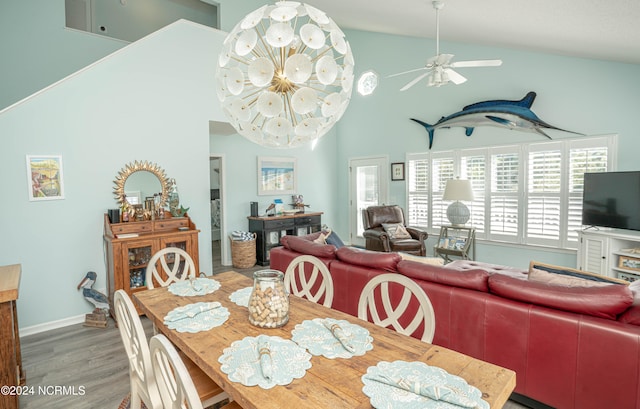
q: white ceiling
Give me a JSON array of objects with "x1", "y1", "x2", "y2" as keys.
[{"x1": 304, "y1": 0, "x2": 640, "y2": 65}]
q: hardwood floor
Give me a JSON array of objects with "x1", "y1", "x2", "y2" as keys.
[
  {"x1": 19, "y1": 317, "x2": 152, "y2": 409},
  {"x1": 18, "y1": 254, "x2": 532, "y2": 409}
]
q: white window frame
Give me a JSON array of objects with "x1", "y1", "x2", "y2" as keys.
[{"x1": 406, "y1": 135, "x2": 617, "y2": 250}]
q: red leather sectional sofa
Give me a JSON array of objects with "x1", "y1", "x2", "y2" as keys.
[{"x1": 270, "y1": 233, "x2": 640, "y2": 409}]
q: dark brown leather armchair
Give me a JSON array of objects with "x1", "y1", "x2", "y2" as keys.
[{"x1": 362, "y1": 205, "x2": 428, "y2": 256}]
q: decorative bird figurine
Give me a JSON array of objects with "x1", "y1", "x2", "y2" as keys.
[
  {"x1": 77, "y1": 271, "x2": 110, "y2": 313},
  {"x1": 265, "y1": 203, "x2": 276, "y2": 216}
]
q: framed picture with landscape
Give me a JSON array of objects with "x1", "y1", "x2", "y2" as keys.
[
  {"x1": 26, "y1": 155, "x2": 65, "y2": 201},
  {"x1": 257, "y1": 156, "x2": 297, "y2": 196}
]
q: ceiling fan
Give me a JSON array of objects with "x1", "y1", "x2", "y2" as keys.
[{"x1": 389, "y1": 0, "x2": 502, "y2": 91}]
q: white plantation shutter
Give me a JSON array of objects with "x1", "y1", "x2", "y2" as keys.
[
  {"x1": 461, "y1": 152, "x2": 486, "y2": 235},
  {"x1": 489, "y1": 149, "x2": 520, "y2": 240},
  {"x1": 566, "y1": 138, "x2": 610, "y2": 245},
  {"x1": 404, "y1": 135, "x2": 615, "y2": 249},
  {"x1": 407, "y1": 154, "x2": 430, "y2": 227},
  {"x1": 431, "y1": 155, "x2": 454, "y2": 228},
  {"x1": 526, "y1": 143, "x2": 562, "y2": 246}
]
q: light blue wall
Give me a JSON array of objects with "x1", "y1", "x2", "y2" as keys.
[
  {"x1": 337, "y1": 30, "x2": 640, "y2": 269},
  {"x1": 0, "y1": 0, "x2": 265, "y2": 111},
  {"x1": 0, "y1": 0, "x2": 126, "y2": 111},
  {"x1": 210, "y1": 130, "x2": 339, "y2": 250},
  {"x1": 0, "y1": 20, "x2": 228, "y2": 329}
]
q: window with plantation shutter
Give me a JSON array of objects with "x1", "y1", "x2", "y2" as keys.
[
  {"x1": 566, "y1": 139, "x2": 609, "y2": 245},
  {"x1": 490, "y1": 150, "x2": 520, "y2": 239},
  {"x1": 405, "y1": 135, "x2": 615, "y2": 249},
  {"x1": 431, "y1": 156, "x2": 455, "y2": 228},
  {"x1": 526, "y1": 143, "x2": 562, "y2": 245},
  {"x1": 461, "y1": 153, "x2": 486, "y2": 235},
  {"x1": 407, "y1": 154, "x2": 430, "y2": 226}
]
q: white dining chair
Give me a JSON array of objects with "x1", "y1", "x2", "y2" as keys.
[
  {"x1": 146, "y1": 247, "x2": 197, "y2": 289},
  {"x1": 149, "y1": 334, "x2": 207, "y2": 409},
  {"x1": 114, "y1": 289, "x2": 163, "y2": 409},
  {"x1": 357, "y1": 273, "x2": 436, "y2": 343},
  {"x1": 284, "y1": 255, "x2": 334, "y2": 307},
  {"x1": 114, "y1": 290, "x2": 229, "y2": 409}
]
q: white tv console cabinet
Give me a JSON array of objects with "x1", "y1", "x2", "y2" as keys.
[{"x1": 577, "y1": 228, "x2": 640, "y2": 282}]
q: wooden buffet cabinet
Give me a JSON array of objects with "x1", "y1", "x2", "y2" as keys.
[
  {"x1": 103, "y1": 214, "x2": 200, "y2": 316},
  {"x1": 0, "y1": 264, "x2": 24, "y2": 409}
]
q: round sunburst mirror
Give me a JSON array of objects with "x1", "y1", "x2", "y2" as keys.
[{"x1": 113, "y1": 161, "x2": 171, "y2": 209}]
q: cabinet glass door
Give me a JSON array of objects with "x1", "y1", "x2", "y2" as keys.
[
  {"x1": 157, "y1": 239, "x2": 190, "y2": 281},
  {"x1": 126, "y1": 241, "x2": 153, "y2": 291}
]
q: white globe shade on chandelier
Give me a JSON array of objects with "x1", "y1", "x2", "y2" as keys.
[{"x1": 215, "y1": 1, "x2": 355, "y2": 148}]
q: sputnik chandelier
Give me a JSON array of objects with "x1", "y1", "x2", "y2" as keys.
[{"x1": 215, "y1": 1, "x2": 355, "y2": 148}]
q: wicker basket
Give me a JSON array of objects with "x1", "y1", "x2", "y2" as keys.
[{"x1": 230, "y1": 233, "x2": 257, "y2": 269}]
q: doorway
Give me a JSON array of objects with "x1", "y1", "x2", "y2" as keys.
[
  {"x1": 210, "y1": 155, "x2": 226, "y2": 273},
  {"x1": 348, "y1": 156, "x2": 389, "y2": 247}
]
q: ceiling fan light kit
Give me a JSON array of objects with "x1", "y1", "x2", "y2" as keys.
[
  {"x1": 215, "y1": 1, "x2": 355, "y2": 148},
  {"x1": 389, "y1": 0, "x2": 502, "y2": 90}
]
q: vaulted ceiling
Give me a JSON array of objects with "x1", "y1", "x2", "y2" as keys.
[{"x1": 305, "y1": 0, "x2": 640, "y2": 65}]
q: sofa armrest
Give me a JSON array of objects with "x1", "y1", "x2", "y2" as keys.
[
  {"x1": 362, "y1": 228, "x2": 387, "y2": 240},
  {"x1": 406, "y1": 226, "x2": 428, "y2": 241}
]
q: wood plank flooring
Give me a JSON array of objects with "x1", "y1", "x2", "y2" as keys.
[
  {"x1": 19, "y1": 317, "x2": 152, "y2": 409},
  {"x1": 17, "y1": 258, "x2": 532, "y2": 409}
]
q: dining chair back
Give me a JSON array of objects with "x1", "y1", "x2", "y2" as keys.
[
  {"x1": 149, "y1": 334, "x2": 204, "y2": 409},
  {"x1": 357, "y1": 273, "x2": 436, "y2": 343},
  {"x1": 114, "y1": 289, "x2": 162, "y2": 409},
  {"x1": 147, "y1": 247, "x2": 196, "y2": 289},
  {"x1": 284, "y1": 255, "x2": 334, "y2": 307},
  {"x1": 115, "y1": 290, "x2": 228, "y2": 408}
]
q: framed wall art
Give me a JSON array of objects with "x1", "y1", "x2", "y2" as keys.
[
  {"x1": 391, "y1": 162, "x2": 405, "y2": 181},
  {"x1": 26, "y1": 155, "x2": 65, "y2": 201},
  {"x1": 258, "y1": 156, "x2": 297, "y2": 195}
]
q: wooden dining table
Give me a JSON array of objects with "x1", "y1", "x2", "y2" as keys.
[{"x1": 133, "y1": 271, "x2": 516, "y2": 409}]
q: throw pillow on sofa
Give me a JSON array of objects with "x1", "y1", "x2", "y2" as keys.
[
  {"x1": 313, "y1": 228, "x2": 345, "y2": 249},
  {"x1": 529, "y1": 268, "x2": 612, "y2": 288},
  {"x1": 325, "y1": 230, "x2": 345, "y2": 248},
  {"x1": 528, "y1": 261, "x2": 627, "y2": 285},
  {"x1": 398, "y1": 252, "x2": 444, "y2": 266},
  {"x1": 382, "y1": 223, "x2": 411, "y2": 239}
]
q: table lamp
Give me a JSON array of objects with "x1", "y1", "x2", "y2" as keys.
[{"x1": 443, "y1": 178, "x2": 474, "y2": 226}]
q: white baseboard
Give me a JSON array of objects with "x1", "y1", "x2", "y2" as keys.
[
  {"x1": 20, "y1": 286, "x2": 110, "y2": 337},
  {"x1": 20, "y1": 314, "x2": 86, "y2": 337}
]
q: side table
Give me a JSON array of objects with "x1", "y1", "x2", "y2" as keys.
[{"x1": 435, "y1": 226, "x2": 476, "y2": 263}]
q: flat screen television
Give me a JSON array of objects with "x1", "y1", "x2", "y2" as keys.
[{"x1": 582, "y1": 171, "x2": 640, "y2": 231}]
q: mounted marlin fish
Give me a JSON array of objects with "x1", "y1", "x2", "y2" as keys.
[{"x1": 411, "y1": 92, "x2": 583, "y2": 149}]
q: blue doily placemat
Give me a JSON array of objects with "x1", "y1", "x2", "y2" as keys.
[
  {"x1": 168, "y1": 278, "x2": 221, "y2": 297},
  {"x1": 362, "y1": 360, "x2": 489, "y2": 409},
  {"x1": 218, "y1": 335, "x2": 312, "y2": 389},
  {"x1": 229, "y1": 286, "x2": 252, "y2": 307},
  {"x1": 163, "y1": 302, "x2": 229, "y2": 333},
  {"x1": 291, "y1": 318, "x2": 373, "y2": 359}
]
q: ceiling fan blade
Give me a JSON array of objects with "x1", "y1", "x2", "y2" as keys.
[
  {"x1": 450, "y1": 59, "x2": 503, "y2": 68},
  {"x1": 387, "y1": 67, "x2": 428, "y2": 78},
  {"x1": 444, "y1": 68, "x2": 467, "y2": 85},
  {"x1": 436, "y1": 54, "x2": 454, "y2": 66},
  {"x1": 400, "y1": 72, "x2": 430, "y2": 91}
]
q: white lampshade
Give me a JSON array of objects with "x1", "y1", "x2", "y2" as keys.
[
  {"x1": 443, "y1": 179, "x2": 474, "y2": 201},
  {"x1": 443, "y1": 179, "x2": 474, "y2": 226},
  {"x1": 215, "y1": 1, "x2": 355, "y2": 148}
]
